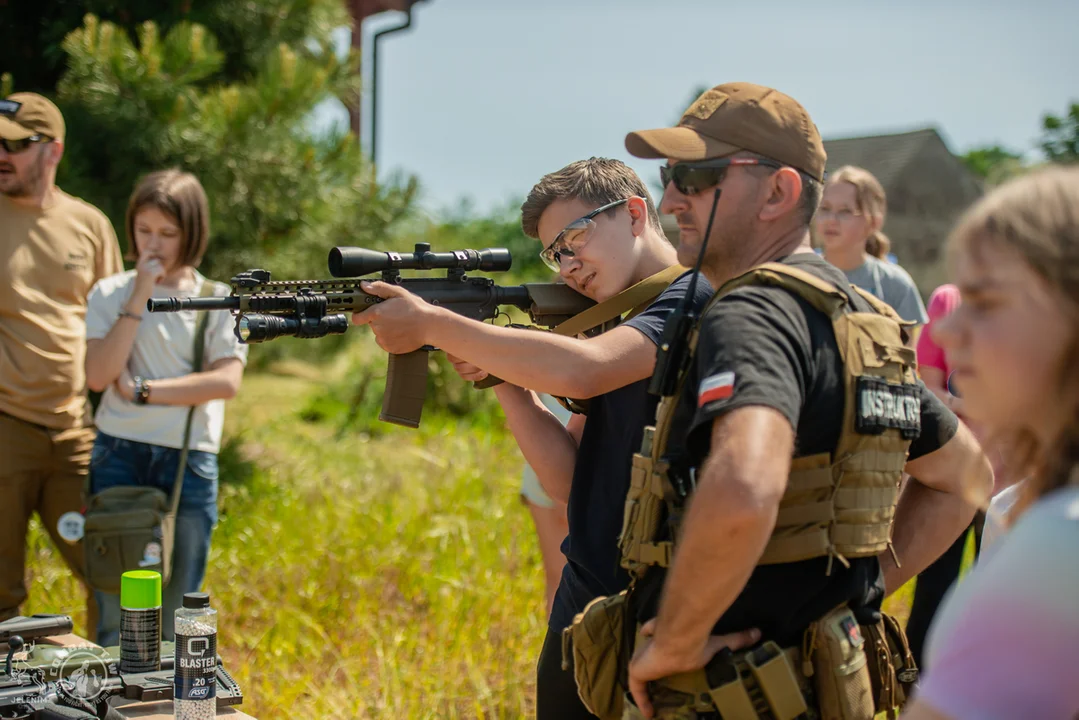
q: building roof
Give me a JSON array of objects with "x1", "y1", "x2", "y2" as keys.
[{"x1": 823, "y1": 127, "x2": 944, "y2": 188}]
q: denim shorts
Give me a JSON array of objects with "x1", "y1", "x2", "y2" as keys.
[{"x1": 89, "y1": 432, "x2": 219, "y2": 646}]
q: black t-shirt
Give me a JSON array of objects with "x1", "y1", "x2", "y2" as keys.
[
  {"x1": 549, "y1": 271, "x2": 715, "y2": 631},
  {"x1": 635, "y1": 253, "x2": 959, "y2": 646}
]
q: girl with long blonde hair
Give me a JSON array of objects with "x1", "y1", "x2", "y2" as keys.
[{"x1": 904, "y1": 166, "x2": 1079, "y2": 719}]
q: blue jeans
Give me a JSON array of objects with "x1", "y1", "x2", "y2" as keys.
[{"x1": 89, "y1": 432, "x2": 218, "y2": 647}]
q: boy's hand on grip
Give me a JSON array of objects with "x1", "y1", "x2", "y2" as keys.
[{"x1": 351, "y1": 281, "x2": 434, "y2": 354}]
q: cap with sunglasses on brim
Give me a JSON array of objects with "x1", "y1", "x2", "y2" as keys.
[
  {"x1": 0, "y1": 92, "x2": 65, "y2": 143},
  {"x1": 625, "y1": 82, "x2": 826, "y2": 183}
]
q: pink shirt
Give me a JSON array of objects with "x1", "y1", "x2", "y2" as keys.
[{"x1": 916, "y1": 284, "x2": 962, "y2": 375}]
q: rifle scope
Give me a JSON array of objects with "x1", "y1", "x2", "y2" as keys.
[{"x1": 328, "y1": 242, "x2": 512, "y2": 278}]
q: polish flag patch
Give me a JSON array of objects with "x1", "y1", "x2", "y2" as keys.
[{"x1": 698, "y1": 372, "x2": 735, "y2": 407}]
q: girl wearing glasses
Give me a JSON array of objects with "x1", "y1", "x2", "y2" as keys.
[
  {"x1": 902, "y1": 166, "x2": 1079, "y2": 719},
  {"x1": 815, "y1": 166, "x2": 928, "y2": 337}
]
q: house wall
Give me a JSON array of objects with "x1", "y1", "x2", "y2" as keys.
[{"x1": 883, "y1": 136, "x2": 984, "y2": 297}]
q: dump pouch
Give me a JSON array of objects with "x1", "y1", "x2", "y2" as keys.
[{"x1": 561, "y1": 591, "x2": 630, "y2": 720}]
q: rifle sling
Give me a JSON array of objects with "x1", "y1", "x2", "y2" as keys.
[
  {"x1": 168, "y1": 278, "x2": 215, "y2": 516},
  {"x1": 551, "y1": 264, "x2": 688, "y2": 338}
]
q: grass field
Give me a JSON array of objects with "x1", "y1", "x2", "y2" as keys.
[{"x1": 22, "y1": 358, "x2": 970, "y2": 718}]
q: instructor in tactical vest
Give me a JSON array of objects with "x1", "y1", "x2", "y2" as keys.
[{"x1": 602, "y1": 84, "x2": 992, "y2": 719}]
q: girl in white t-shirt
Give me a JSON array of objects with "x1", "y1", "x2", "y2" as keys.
[
  {"x1": 902, "y1": 167, "x2": 1079, "y2": 719},
  {"x1": 84, "y1": 169, "x2": 248, "y2": 646}
]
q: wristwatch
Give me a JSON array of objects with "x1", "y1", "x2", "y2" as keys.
[{"x1": 133, "y1": 376, "x2": 152, "y2": 405}]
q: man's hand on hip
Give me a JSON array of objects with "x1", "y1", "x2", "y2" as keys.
[{"x1": 628, "y1": 619, "x2": 760, "y2": 719}]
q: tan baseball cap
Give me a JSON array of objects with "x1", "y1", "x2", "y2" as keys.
[
  {"x1": 0, "y1": 92, "x2": 66, "y2": 142},
  {"x1": 625, "y1": 82, "x2": 826, "y2": 182}
]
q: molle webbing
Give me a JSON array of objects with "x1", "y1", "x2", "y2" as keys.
[
  {"x1": 617, "y1": 357, "x2": 697, "y2": 575},
  {"x1": 713, "y1": 263, "x2": 917, "y2": 568}
]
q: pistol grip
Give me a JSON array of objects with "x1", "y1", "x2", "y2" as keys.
[{"x1": 380, "y1": 350, "x2": 429, "y2": 428}]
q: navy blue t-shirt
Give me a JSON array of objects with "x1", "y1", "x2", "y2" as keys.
[{"x1": 549, "y1": 271, "x2": 714, "y2": 631}]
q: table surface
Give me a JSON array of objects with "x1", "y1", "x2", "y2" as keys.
[{"x1": 24, "y1": 633, "x2": 257, "y2": 719}]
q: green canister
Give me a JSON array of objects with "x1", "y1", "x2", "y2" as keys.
[{"x1": 119, "y1": 570, "x2": 162, "y2": 673}]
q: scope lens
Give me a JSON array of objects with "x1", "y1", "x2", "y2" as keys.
[
  {"x1": 328, "y1": 247, "x2": 390, "y2": 278},
  {"x1": 478, "y1": 248, "x2": 513, "y2": 272}
]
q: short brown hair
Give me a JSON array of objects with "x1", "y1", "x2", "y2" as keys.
[
  {"x1": 125, "y1": 169, "x2": 210, "y2": 267},
  {"x1": 520, "y1": 157, "x2": 665, "y2": 239}
]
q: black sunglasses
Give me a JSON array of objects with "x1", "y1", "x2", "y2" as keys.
[
  {"x1": 1, "y1": 134, "x2": 50, "y2": 154},
  {"x1": 660, "y1": 157, "x2": 782, "y2": 196}
]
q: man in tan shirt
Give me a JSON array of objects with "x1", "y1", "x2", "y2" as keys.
[{"x1": 0, "y1": 92, "x2": 123, "y2": 634}]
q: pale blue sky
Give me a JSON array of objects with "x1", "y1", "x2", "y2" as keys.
[{"x1": 313, "y1": 0, "x2": 1078, "y2": 216}]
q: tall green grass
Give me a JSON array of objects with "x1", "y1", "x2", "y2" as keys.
[
  {"x1": 21, "y1": 356, "x2": 973, "y2": 718},
  {"x1": 27, "y1": 369, "x2": 549, "y2": 718}
]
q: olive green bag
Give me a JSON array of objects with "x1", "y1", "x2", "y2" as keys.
[{"x1": 83, "y1": 283, "x2": 213, "y2": 594}]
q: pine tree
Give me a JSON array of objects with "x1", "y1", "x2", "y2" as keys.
[{"x1": 3, "y1": 4, "x2": 416, "y2": 280}]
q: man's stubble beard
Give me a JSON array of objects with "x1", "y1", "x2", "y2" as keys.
[
  {"x1": 703, "y1": 211, "x2": 758, "y2": 287},
  {"x1": 0, "y1": 147, "x2": 47, "y2": 199}
]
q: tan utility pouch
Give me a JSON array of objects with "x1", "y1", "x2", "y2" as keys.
[
  {"x1": 808, "y1": 606, "x2": 875, "y2": 720},
  {"x1": 862, "y1": 613, "x2": 918, "y2": 717},
  {"x1": 561, "y1": 591, "x2": 628, "y2": 720},
  {"x1": 618, "y1": 450, "x2": 672, "y2": 574}
]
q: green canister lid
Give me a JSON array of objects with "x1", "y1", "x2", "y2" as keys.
[{"x1": 120, "y1": 570, "x2": 162, "y2": 609}]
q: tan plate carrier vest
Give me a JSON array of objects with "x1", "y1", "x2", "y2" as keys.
[
  {"x1": 620, "y1": 262, "x2": 920, "y2": 580},
  {"x1": 574, "y1": 262, "x2": 922, "y2": 720}
]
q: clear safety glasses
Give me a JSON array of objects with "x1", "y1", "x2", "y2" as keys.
[{"x1": 538, "y1": 198, "x2": 628, "y2": 272}]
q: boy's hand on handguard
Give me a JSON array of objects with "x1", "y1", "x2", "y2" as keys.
[
  {"x1": 446, "y1": 354, "x2": 489, "y2": 382},
  {"x1": 351, "y1": 281, "x2": 435, "y2": 354}
]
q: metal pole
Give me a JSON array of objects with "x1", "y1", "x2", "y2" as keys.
[{"x1": 370, "y1": 6, "x2": 417, "y2": 166}]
